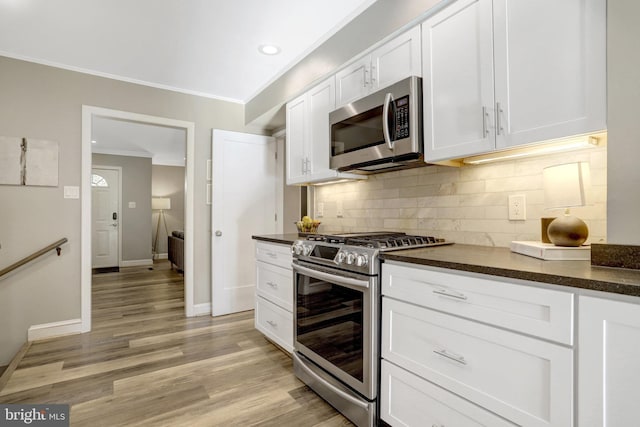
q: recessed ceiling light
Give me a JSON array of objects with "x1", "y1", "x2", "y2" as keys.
[{"x1": 258, "y1": 44, "x2": 281, "y2": 55}]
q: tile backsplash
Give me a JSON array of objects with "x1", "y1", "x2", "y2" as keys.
[{"x1": 314, "y1": 146, "x2": 607, "y2": 248}]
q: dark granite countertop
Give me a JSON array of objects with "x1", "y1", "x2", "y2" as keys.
[
  {"x1": 252, "y1": 233, "x2": 303, "y2": 245},
  {"x1": 251, "y1": 235, "x2": 640, "y2": 298},
  {"x1": 380, "y1": 244, "x2": 640, "y2": 298}
]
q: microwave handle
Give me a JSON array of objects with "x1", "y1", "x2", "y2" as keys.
[{"x1": 382, "y1": 92, "x2": 394, "y2": 150}]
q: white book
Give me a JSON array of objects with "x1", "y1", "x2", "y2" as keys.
[{"x1": 510, "y1": 241, "x2": 591, "y2": 261}]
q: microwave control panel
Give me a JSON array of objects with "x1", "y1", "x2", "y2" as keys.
[{"x1": 394, "y1": 95, "x2": 410, "y2": 140}]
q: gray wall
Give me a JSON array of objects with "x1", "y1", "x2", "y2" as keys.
[
  {"x1": 0, "y1": 55, "x2": 249, "y2": 365},
  {"x1": 152, "y1": 165, "x2": 185, "y2": 255},
  {"x1": 93, "y1": 154, "x2": 153, "y2": 262},
  {"x1": 607, "y1": 0, "x2": 640, "y2": 245}
]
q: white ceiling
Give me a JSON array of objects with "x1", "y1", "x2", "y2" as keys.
[
  {"x1": 0, "y1": 0, "x2": 376, "y2": 166},
  {"x1": 0, "y1": 0, "x2": 375, "y2": 103},
  {"x1": 91, "y1": 117, "x2": 187, "y2": 166}
]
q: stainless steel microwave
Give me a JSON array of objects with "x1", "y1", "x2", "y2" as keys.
[{"x1": 330, "y1": 76, "x2": 424, "y2": 174}]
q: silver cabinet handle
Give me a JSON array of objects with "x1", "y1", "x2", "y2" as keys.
[
  {"x1": 363, "y1": 66, "x2": 368, "y2": 87},
  {"x1": 301, "y1": 158, "x2": 306, "y2": 174},
  {"x1": 496, "y1": 102, "x2": 503, "y2": 135},
  {"x1": 434, "y1": 348, "x2": 467, "y2": 365},
  {"x1": 482, "y1": 106, "x2": 489, "y2": 137},
  {"x1": 266, "y1": 252, "x2": 277, "y2": 258},
  {"x1": 266, "y1": 320, "x2": 277, "y2": 327},
  {"x1": 266, "y1": 281, "x2": 278, "y2": 289},
  {"x1": 370, "y1": 64, "x2": 376, "y2": 86},
  {"x1": 432, "y1": 288, "x2": 468, "y2": 301}
]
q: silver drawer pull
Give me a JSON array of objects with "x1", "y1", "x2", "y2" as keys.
[
  {"x1": 266, "y1": 281, "x2": 278, "y2": 289},
  {"x1": 432, "y1": 288, "x2": 468, "y2": 301},
  {"x1": 266, "y1": 252, "x2": 277, "y2": 258},
  {"x1": 266, "y1": 320, "x2": 277, "y2": 328},
  {"x1": 434, "y1": 348, "x2": 467, "y2": 365}
]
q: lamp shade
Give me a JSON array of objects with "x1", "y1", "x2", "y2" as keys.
[
  {"x1": 152, "y1": 197, "x2": 171, "y2": 210},
  {"x1": 543, "y1": 162, "x2": 590, "y2": 209}
]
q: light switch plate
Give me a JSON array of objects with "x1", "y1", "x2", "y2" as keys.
[
  {"x1": 63, "y1": 186, "x2": 80, "y2": 199},
  {"x1": 128, "y1": 201, "x2": 136, "y2": 208},
  {"x1": 316, "y1": 202, "x2": 324, "y2": 217}
]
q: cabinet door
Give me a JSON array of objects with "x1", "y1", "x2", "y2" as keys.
[
  {"x1": 422, "y1": 0, "x2": 496, "y2": 162},
  {"x1": 285, "y1": 94, "x2": 307, "y2": 185},
  {"x1": 579, "y1": 296, "x2": 640, "y2": 427},
  {"x1": 493, "y1": 0, "x2": 606, "y2": 149},
  {"x1": 306, "y1": 77, "x2": 335, "y2": 180},
  {"x1": 372, "y1": 26, "x2": 422, "y2": 92},
  {"x1": 335, "y1": 56, "x2": 371, "y2": 108}
]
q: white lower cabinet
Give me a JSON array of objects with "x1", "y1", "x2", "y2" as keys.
[
  {"x1": 381, "y1": 360, "x2": 516, "y2": 427},
  {"x1": 381, "y1": 262, "x2": 574, "y2": 426},
  {"x1": 255, "y1": 296, "x2": 293, "y2": 353},
  {"x1": 254, "y1": 241, "x2": 293, "y2": 352},
  {"x1": 578, "y1": 296, "x2": 640, "y2": 426}
]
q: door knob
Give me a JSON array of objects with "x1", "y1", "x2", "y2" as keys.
[{"x1": 215, "y1": 230, "x2": 222, "y2": 236}]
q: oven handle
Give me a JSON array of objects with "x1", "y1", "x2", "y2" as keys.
[
  {"x1": 292, "y1": 263, "x2": 370, "y2": 290},
  {"x1": 293, "y1": 352, "x2": 370, "y2": 411}
]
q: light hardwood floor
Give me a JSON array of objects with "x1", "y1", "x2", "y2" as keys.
[{"x1": 0, "y1": 261, "x2": 352, "y2": 426}]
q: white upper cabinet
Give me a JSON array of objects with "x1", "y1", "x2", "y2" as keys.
[
  {"x1": 336, "y1": 26, "x2": 422, "y2": 108},
  {"x1": 286, "y1": 76, "x2": 362, "y2": 185},
  {"x1": 493, "y1": 0, "x2": 606, "y2": 149},
  {"x1": 286, "y1": 94, "x2": 307, "y2": 184},
  {"x1": 422, "y1": 0, "x2": 606, "y2": 161},
  {"x1": 422, "y1": 0, "x2": 496, "y2": 161}
]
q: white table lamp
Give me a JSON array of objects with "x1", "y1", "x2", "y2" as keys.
[{"x1": 543, "y1": 162, "x2": 590, "y2": 247}]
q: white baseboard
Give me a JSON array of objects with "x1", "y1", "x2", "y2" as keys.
[
  {"x1": 156, "y1": 253, "x2": 168, "y2": 260},
  {"x1": 28, "y1": 318, "x2": 83, "y2": 341},
  {"x1": 120, "y1": 259, "x2": 153, "y2": 267},
  {"x1": 193, "y1": 303, "x2": 211, "y2": 316}
]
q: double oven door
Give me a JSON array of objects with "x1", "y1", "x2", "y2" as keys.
[{"x1": 293, "y1": 260, "x2": 378, "y2": 400}]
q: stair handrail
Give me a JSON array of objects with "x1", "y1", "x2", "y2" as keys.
[{"x1": 0, "y1": 238, "x2": 68, "y2": 279}]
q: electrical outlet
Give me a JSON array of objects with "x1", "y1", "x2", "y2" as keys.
[
  {"x1": 336, "y1": 200, "x2": 344, "y2": 218},
  {"x1": 508, "y1": 195, "x2": 526, "y2": 220},
  {"x1": 316, "y1": 202, "x2": 324, "y2": 218}
]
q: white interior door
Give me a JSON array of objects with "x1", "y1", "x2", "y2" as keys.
[
  {"x1": 91, "y1": 167, "x2": 120, "y2": 268},
  {"x1": 211, "y1": 130, "x2": 277, "y2": 316}
]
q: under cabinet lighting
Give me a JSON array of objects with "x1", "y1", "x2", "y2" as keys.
[{"x1": 462, "y1": 134, "x2": 603, "y2": 165}]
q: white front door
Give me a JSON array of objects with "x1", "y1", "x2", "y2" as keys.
[
  {"x1": 92, "y1": 167, "x2": 120, "y2": 268},
  {"x1": 211, "y1": 130, "x2": 277, "y2": 316}
]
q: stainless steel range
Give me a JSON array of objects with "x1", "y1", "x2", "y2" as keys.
[{"x1": 291, "y1": 232, "x2": 451, "y2": 427}]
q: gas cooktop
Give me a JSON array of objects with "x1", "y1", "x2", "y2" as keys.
[{"x1": 305, "y1": 232, "x2": 451, "y2": 251}]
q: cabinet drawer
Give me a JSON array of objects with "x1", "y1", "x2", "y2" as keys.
[
  {"x1": 255, "y1": 241, "x2": 292, "y2": 269},
  {"x1": 255, "y1": 296, "x2": 293, "y2": 353},
  {"x1": 382, "y1": 262, "x2": 574, "y2": 345},
  {"x1": 381, "y1": 360, "x2": 516, "y2": 427},
  {"x1": 382, "y1": 298, "x2": 573, "y2": 427},
  {"x1": 256, "y1": 261, "x2": 293, "y2": 311}
]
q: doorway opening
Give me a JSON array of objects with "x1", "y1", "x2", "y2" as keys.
[{"x1": 81, "y1": 106, "x2": 196, "y2": 333}]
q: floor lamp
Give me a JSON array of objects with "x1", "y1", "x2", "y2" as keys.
[{"x1": 152, "y1": 197, "x2": 171, "y2": 259}]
